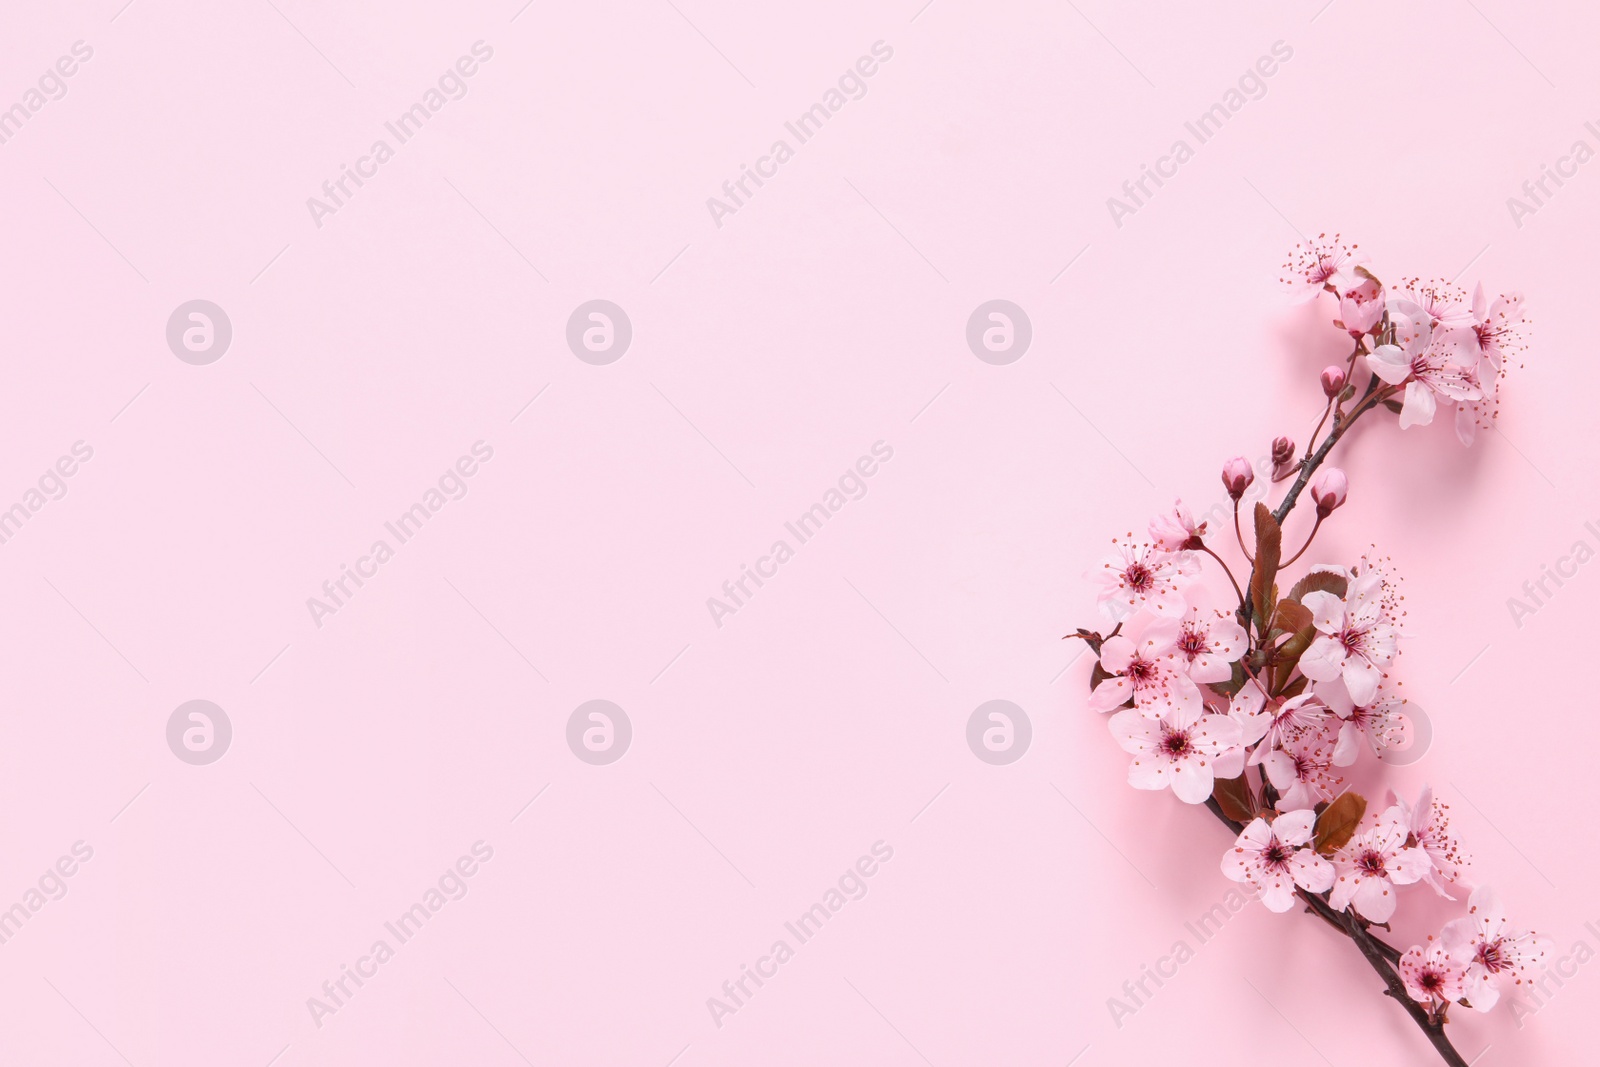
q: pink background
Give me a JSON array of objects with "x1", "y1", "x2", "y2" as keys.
[{"x1": 0, "y1": 0, "x2": 1594, "y2": 1063}]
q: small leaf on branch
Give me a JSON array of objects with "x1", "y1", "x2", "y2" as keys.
[
  {"x1": 1383, "y1": 398, "x2": 1405, "y2": 414},
  {"x1": 1213, "y1": 775, "x2": 1257, "y2": 824},
  {"x1": 1250, "y1": 503, "x2": 1282, "y2": 630},
  {"x1": 1288, "y1": 570, "x2": 1348, "y2": 603},
  {"x1": 1271, "y1": 599, "x2": 1313, "y2": 637},
  {"x1": 1315, "y1": 792, "x2": 1368, "y2": 855}
]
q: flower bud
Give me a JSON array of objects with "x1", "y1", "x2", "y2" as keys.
[
  {"x1": 1221, "y1": 457, "x2": 1255, "y2": 500},
  {"x1": 1310, "y1": 467, "x2": 1349, "y2": 517},
  {"x1": 1271, "y1": 436, "x2": 1296, "y2": 467},
  {"x1": 1321, "y1": 365, "x2": 1347, "y2": 397}
]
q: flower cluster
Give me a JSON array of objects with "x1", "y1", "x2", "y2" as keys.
[
  {"x1": 1076, "y1": 238, "x2": 1542, "y2": 1061},
  {"x1": 1282, "y1": 235, "x2": 1527, "y2": 445}
]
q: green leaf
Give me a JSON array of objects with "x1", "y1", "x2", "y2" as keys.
[{"x1": 1250, "y1": 503, "x2": 1282, "y2": 632}]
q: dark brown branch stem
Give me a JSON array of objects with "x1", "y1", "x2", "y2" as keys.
[{"x1": 1199, "y1": 799, "x2": 1467, "y2": 1066}]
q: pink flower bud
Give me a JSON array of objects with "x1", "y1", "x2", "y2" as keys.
[
  {"x1": 1321, "y1": 365, "x2": 1347, "y2": 397},
  {"x1": 1271, "y1": 436, "x2": 1295, "y2": 467},
  {"x1": 1221, "y1": 457, "x2": 1254, "y2": 500},
  {"x1": 1310, "y1": 467, "x2": 1349, "y2": 517}
]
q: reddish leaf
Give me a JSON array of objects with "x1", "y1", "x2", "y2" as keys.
[
  {"x1": 1250, "y1": 503, "x2": 1282, "y2": 631},
  {"x1": 1213, "y1": 775, "x2": 1258, "y2": 824},
  {"x1": 1288, "y1": 570, "x2": 1348, "y2": 603},
  {"x1": 1315, "y1": 792, "x2": 1368, "y2": 856}
]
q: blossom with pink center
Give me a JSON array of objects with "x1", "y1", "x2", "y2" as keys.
[
  {"x1": 1392, "y1": 278, "x2": 1474, "y2": 334},
  {"x1": 1221, "y1": 809, "x2": 1335, "y2": 912},
  {"x1": 1173, "y1": 603, "x2": 1247, "y2": 684},
  {"x1": 1337, "y1": 268, "x2": 1385, "y2": 336},
  {"x1": 1093, "y1": 541, "x2": 1195, "y2": 623},
  {"x1": 1242, "y1": 690, "x2": 1328, "y2": 766},
  {"x1": 1400, "y1": 940, "x2": 1469, "y2": 1008},
  {"x1": 1281, "y1": 234, "x2": 1367, "y2": 302},
  {"x1": 1088, "y1": 613, "x2": 1202, "y2": 719},
  {"x1": 1316, "y1": 676, "x2": 1408, "y2": 766},
  {"x1": 1328, "y1": 805, "x2": 1432, "y2": 922},
  {"x1": 1108, "y1": 702, "x2": 1243, "y2": 804},
  {"x1": 1367, "y1": 301, "x2": 1482, "y2": 429},
  {"x1": 1149, "y1": 499, "x2": 1205, "y2": 551},
  {"x1": 1260, "y1": 722, "x2": 1342, "y2": 810},
  {"x1": 1440, "y1": 885, "x2": 1548, "y2": 1011},
  {"x1": 1456, "y1": 283, "x2": 1527, "y2": 373},
  {"x1": 1395, "y1": 784, "x2": 1471, "y2": 894},
  {"x1": 1298, "y1": 570, "x2": 1399, "y2": 706}
]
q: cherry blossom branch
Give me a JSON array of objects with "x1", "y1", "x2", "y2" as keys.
[
  {"x1": 1200, "y1": 797, "x2": 1467, "y2": 1066},
  {"x1": 1273, "y1": 378, "x2": 1390, "y2": 526}
]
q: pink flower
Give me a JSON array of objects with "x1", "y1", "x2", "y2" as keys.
[
  {"x1": 1328, "y1": 806, "x2": 1432, "y2": 922},
  {"x1": 1309, "y1": 467, "x2": 1348, "y2": 517},
  {"x1": 1320, "y1": 365, "x2": 1347, "y2": 397},
  {"x1": 1316, "y1": 676, "x2": 1408, "y2": 765},
  {"x1": 1336, "y1": 269, "x2": 1384, "y2": 336},
  {"x1": 1400, "y1": 940, "x2": 1469, "y2": 1007},
  {"x1": 1243, "y1": 689, "x2": 1328, "y2": 766},
  {"x1": 1221, "y1": 457, "x2": 1254, "y2": 500},
  {"x1": 1108, "y1": 701, "x2": 1243, "y2": 804},
  {"x1": 1457, "y1": 283, "x2": 1527, "y2": 372},
  {"x1": 1149, "y1": 499, "x2": 1205, "y2": 551},
  {"x1": 1298, "y1": 570, "x2": 1399, "y2": 706},
  {"x1": 1281, "y1": 235, "x2": 1367, "y2": 302},
  {"x1": 1392, "y1": 278, "x2": 1474, "y2": 334},
  {"x1": 1260, "y1": 722, "x2": 1342, "y2": 810},
  {"x1": 1367, "y1": 301, "x2": 1481, "y2": 429},
  {"x1": 1093, "y1": 542, "x2": 1195, "y2": 623},
  {"x1": 1174, "y1": 603, "x2": 1248, "y2": 684},
  {"x1": 1221, "y1": 809, "x2": 1336, "y2": 912},
  {"x1": 1440, "y1": 885, "x2": 1548, "y2": 1012},
  {"x1": 1396, "y1": 785, "x2": 1471, "y2": 894},
  {"x1": 1088, "y1": 613, "x2": 1202, "y2": 718}
]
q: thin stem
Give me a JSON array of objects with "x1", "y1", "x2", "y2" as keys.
[
  {"x1": 1200, "y1": 544, "x2": 1246, "y2": 608},
  {"x1": 1280, "y1": 513, "x2": 1325, "y2": 567},
  {"x1": 1233, "y1": 501, "x2": 1255, "y2": 563},
  {"x1": 1273, "y1": 381, "x2": 1392, "y2": 526}
]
